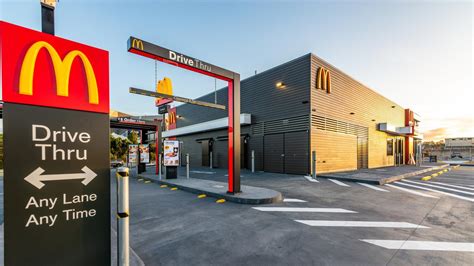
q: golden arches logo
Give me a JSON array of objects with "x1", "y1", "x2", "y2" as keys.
[
  {"x1": 165, "y1": 111, "x2": 176, "y2": 130},
  {"x1": 156, "y1": 77, "x2": 173, "y2": 95},
  {"x1": 316, "y1": 67, "x2": 331, "y2": 93},
  {"x1": 131, "y1": 39, "x2": 144, "y2": 50},
  {"x1": 19, "y1": 41, "x2": 99, "y2": 104},
  {"x1": 155, "y1": 77, "x2": 173, "y2": 104}
]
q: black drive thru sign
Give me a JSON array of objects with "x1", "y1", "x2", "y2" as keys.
[{"x1": 1, "y1": 21, "x2": 110, "y2": 265}]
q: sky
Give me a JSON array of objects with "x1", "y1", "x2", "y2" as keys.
[{"x1": 0, "y1": 0, "x2": 472, "y2": 141}]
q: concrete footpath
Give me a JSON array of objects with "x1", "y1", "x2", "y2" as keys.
[
  {"x1": 317, "y1": 163, "x2": 450, "y2": 185},
  {"x1": 139, "y1": 174, "x2": 283, "y2": 204}
]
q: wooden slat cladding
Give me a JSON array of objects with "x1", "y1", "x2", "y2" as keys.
[
  {"x1": 310, "y1": 54, "x2": 405, "y2": 170},
  {"x1": 314, "y1": 129, "x2": 357, "y2": 173},
  {"x1": 177, "y1": 54, "x2": 311, "y2": 127}
]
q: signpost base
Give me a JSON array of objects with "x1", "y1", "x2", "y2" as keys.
[{"x1": 166, "y1": 166, "x2": 178, "y2": 179}]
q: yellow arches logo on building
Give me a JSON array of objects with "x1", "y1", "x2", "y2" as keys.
[
  {"x1": 316, "y1": 67, "x2": 331, "y2": 94},
  {"x1": 19, "y1": 41, "x2": 99, "y2": 104},
  {"x1": 131, "y1": 39, "x2": 144, "y2": 50},
  {"x1": 165, "y1": 111, "x2": 176, "y2": 130}
]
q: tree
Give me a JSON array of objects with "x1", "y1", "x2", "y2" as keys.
[{"x1": 128, "y1": 131, "x2": 139, "y2": 144}]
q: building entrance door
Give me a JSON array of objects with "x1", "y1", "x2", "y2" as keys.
[
  {"x1": 395, "y1": 139, "x2": 404, "y2": 166},
  {"x1": 264, "y1": 134, "x2": 284, "y2": 173},
  {"x1": 264, "y1": 131, "x2": 309, "y2": 174},
  {"x1": 284, "y1": 131, "x2": 309, "y2": 174},
  {"x1": 201, "y1": 140, "x2": 210, "y2": 167}
]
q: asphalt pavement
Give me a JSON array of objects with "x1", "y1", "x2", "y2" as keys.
[
  {"x1": 115, "y1": 165, "x2": 473, "y2": 265},
  {"x1": 1, "y1": 166, "x2": 473, "y2": 265}
]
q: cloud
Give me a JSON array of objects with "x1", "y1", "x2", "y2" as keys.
[
  {"x1": 421, "y1": 116, "x2": 474, "y2": 141},
  {"x1": 423, "y1": 127, "x2": 448, "y2": 142}
]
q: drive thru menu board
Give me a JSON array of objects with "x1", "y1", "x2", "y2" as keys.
[
  {"x1": 164, "y1": 140, "x2": 180, "y2": 166},
  {"x1": 1, "y1": 21, "x2": 110, "y2": 265},
  {"x1": 139, "y1": 144, "x2": 150, "y2": 163}
]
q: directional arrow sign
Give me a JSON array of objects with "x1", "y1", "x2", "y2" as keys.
[{"x1": 24, "y1": 166, "x2": 97, "y2": 189}]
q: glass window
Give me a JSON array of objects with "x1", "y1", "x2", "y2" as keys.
[{"x1": 387, "y1": 139, "x2": 394, "y2": 156}]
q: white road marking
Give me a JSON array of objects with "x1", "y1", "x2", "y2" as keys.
[
  {"x1": 428, "y1": 181, "x2": 474, "y2": 191},
  {"x1": 283, "y1": 198, "x2": 307, "y2": 203},
  {"x1": 402, "y1": 180, "x2": 474, "y2": 196},
  {"x1": 361, "y1": 239, "x2": 474, "y2": 252},
  {"x1": 357, "y1": 183, "x2": 389, "y2": 192},
  {"x1": 328, "y1": 179, "x2": 351, "y2": 187},
  {"x1": 295, "y1": 220, "x2": 428, "y2": 228},
  {"x1": 385, "y1": 184, "x2": 439, "y2": 199},
  {"x1": 395, "y1": 182, "x2": 474, "y2": 202},
  {"x1": 304, "y1": 176, "x2": 319, "y2": 183},
  {"x1": 252, "y1": 207, "x2": 356, "y2": 213}
]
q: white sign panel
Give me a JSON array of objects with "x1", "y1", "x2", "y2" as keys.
[
  {"x1": 139, "y1": 144, "x2": 150, "y2": 163},
  {"x1": 164, "y1": 140, "x2": 179, "y2": 166},
  {"x1": 128, "y1": 144, "x2": 138, "y2": 164}
]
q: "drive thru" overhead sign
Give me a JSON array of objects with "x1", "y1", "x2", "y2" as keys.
[{"x1": 0, "y1": 21, "x2": 110, "y2": 265}]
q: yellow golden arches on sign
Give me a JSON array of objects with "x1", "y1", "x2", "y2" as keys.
[
  {"x1": 316, "y1": 67, "x2": 331, "y2": 94},
  {"x1": 131, "y1": 39, "x2": 144, "y2": 50},
  {"x1": 18, "y1": 41, "x2": 99, "y2": 104},
  {"x1": 156, "y1": 77, "x2": 173, "y2": 102}
]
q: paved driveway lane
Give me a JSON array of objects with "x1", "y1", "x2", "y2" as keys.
[
  {"x1": 118, "y1": 174, "x2": 400, "y2": 265},
  {"x1": 128, "y1": 166, "x2": 474, "y2": 265}
]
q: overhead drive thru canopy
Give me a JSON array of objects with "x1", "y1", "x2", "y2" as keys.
[{"x1": 127, "y1": 36, "x2": 242, "y2": 194}]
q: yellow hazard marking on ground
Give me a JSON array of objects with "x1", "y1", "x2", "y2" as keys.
[
  {"x1": 170, "y1": 187, "x2": 178, "y2": 191},
  {"x1": 443, "y1": 169, "x2": 448, "y2": 172},
  {"x1": 421, "y1": 176, "x2": 432, "y2": 181},
  {"x1": 198, "y1": 194, "x2": 207, "y2": 198},
  {"x1": 431, "y1": 173, "x2": 439, "y2": 177},
  {"x1": 216, "y1": 199, "x2": 226, "y2": 203},
  {"x1": 160, "y1": 184, "x2": 168, "y2": 188},
  {"x1": 144, "y1": 180, "x2": 151, "y2": 184},
  {"x1": 137, "y1": 178, "x2": 144, "y2": 181},
  {"x1": 437, "y1": 171, "x2": 444, "y2": 175}
]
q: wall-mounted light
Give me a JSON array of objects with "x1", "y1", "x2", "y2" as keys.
[{"x1": 276, "y1": 82, "x2": 286, "y2": 88}]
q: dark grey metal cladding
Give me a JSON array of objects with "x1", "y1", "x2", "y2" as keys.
[
  {"x1": 264, "y1": 134, "x2": 285, "y2": 173},
  {"x1": 284, "y1": 131, "x2": 309, "y2": 174},
  {"x1": 173, "y1": 54, "x2": 313, "y2": 174},
  {"x1": 176, "y1": 54, "x2": 312, "y2": 127}
]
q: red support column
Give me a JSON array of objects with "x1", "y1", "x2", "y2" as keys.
[
  {"x1": 228, "y1": 75, "x2": 241, "y2": 194},
  {"x1": 155, "y1": 125, "x2": 159, "y2": 175}
]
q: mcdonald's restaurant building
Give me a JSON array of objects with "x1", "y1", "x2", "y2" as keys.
[{"x1": 162, "y1": 53, "x2": 422, "y2": 175}]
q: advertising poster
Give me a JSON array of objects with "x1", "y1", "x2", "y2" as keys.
[
  {"x1": 164, "y1": 140, "x2": 179, "y2": 166},
  {"x1": 128, "y1": 144, "x2": 138, "y2": 164},
  {"x1": 139, "y1": 144, "x2": 150, "y2": 163}
]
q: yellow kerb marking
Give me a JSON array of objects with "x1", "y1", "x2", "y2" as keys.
[
  {"x1": 160, "y1": 184, "x2": 168, "y2": 188},
  {"x1": 197, "y1": 194, "x2": 207, "y2": 199},
  {"x1": 144, "y1": 180, "x2": 151, "y2": 184},
  {"x1": 421, "y1": 176, "x2": 432, "y2": 181},
  {"x1": 170, "y1": 187, "x2": 178, "y2": 191},
  {"x1": 216, "y1": 199, "x2": 226, "y2": 204}
]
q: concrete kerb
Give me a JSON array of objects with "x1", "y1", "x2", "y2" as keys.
[
  {"x1": 379, "y1": 164, "x2": 449, "y2": 185},
  {"x1": 421, "y1": 165, "x2": 456, "y2": 181},
  {"x1": 137, "y1": 175, "x2": 283, "y2": 205}
]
